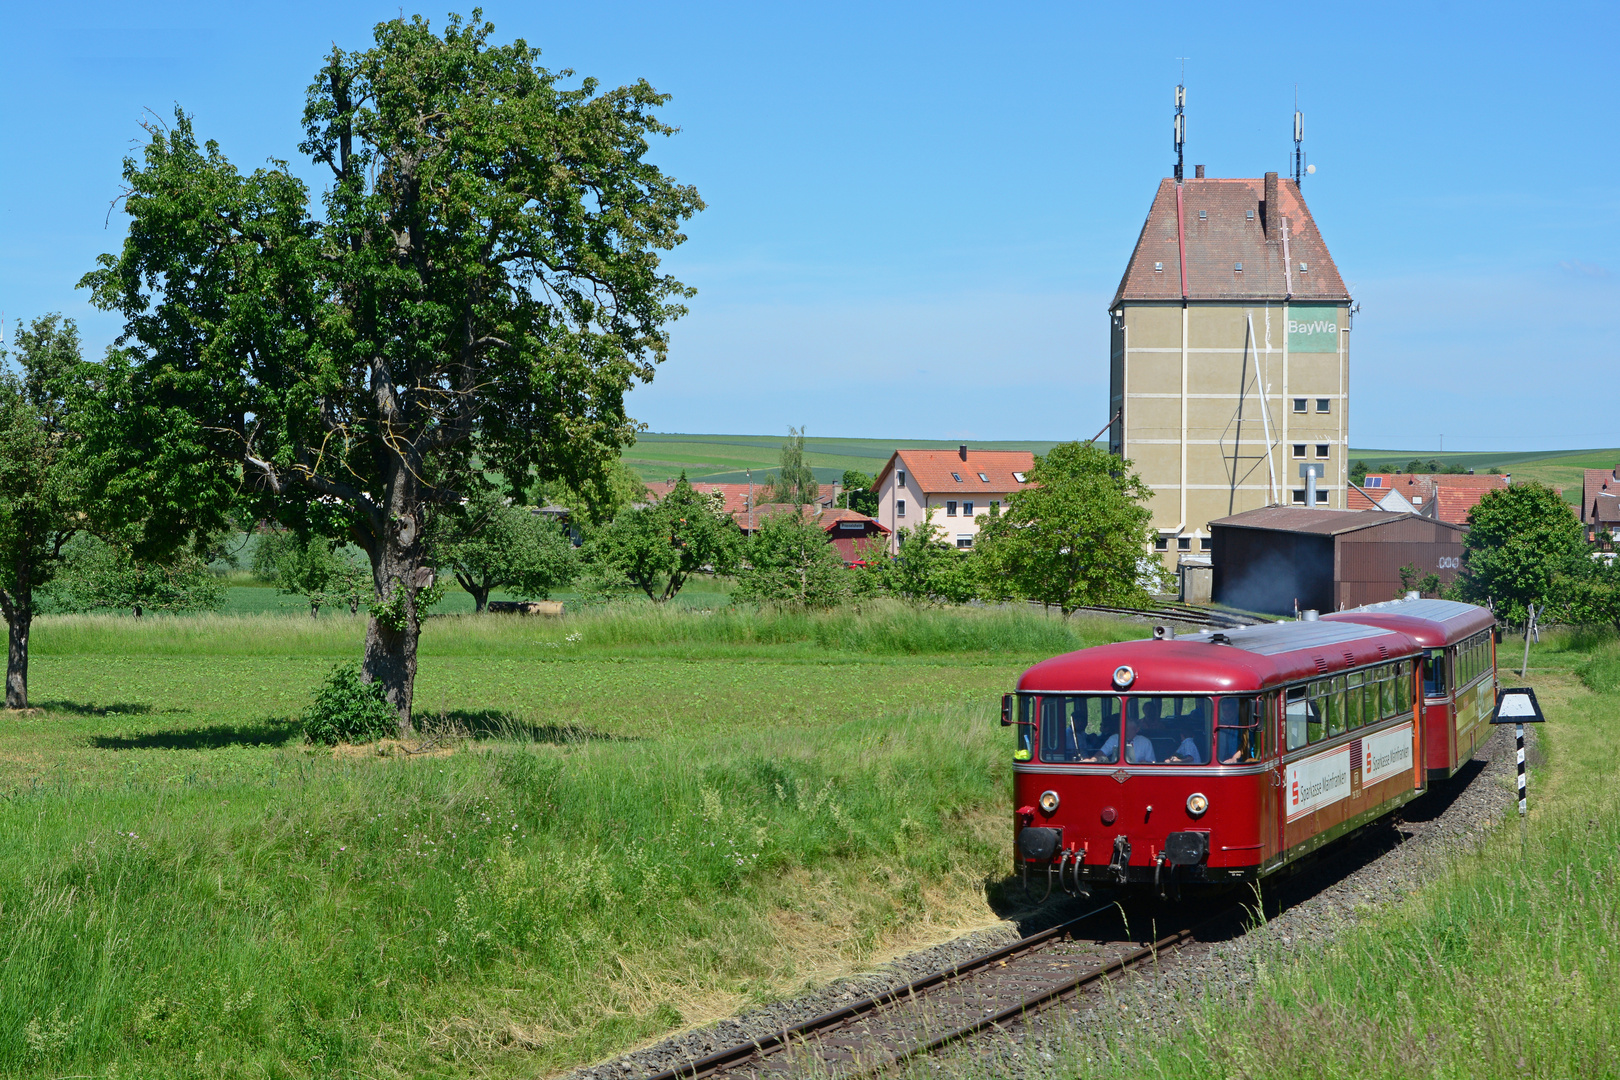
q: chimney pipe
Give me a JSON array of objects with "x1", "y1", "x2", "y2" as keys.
[
  {"x1": 959, "y1": 444, "x2": 968, "y2": 461},
  {"x1": 1194, "y1": 164, "x2": 1205, "y2": 178},
  {"x1": 1263, "y1": 172, "x2": 1279, "y2": 240}
]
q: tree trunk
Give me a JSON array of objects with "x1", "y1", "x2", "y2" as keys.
[
  {"x1": 310, "y1": 602, "x2": 321, "y2": 619},
  {"x1": 362, "y1": 478, "x2": 424, "y2": 736},
  {"x1": 3, "y1": 599, "x2": 28, "y2": 709},
  {"x1": 471, "y1": 585, "x2": 490, "y2": 613}
]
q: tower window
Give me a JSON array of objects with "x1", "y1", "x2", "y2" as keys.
[
  {"x1": 1291, "y1": 489, "x2": 1307, "y2": 505},
  {"x1": 1154, "y1": 536, "x2": 1169, "y2": 551},
  {"x1": 1316, "y1": 398, "x2": 1331, "y2": 413},
  {"x1": 1292, "y1": 398, "x2": 1307, "y2": 413},
  {"x1": 1315, "y1": 489, "x2": 1329, "y2": 505},
  {"x1": 1315, "y1": 444, "x2": 1330, "y2": 458},
  {"x1": 1200, "y1": 537, "x2": 1213, "y2": 551},
  {"x1": 1291, "y1": 444, "x2": 1306, "y2": 458},
  {"x1": 1177, "y1": 536, "x2": 1192, "y2": 551}
]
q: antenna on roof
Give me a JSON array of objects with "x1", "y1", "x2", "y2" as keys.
[
  {"x1": 1292, "y1": 86, "x2": 1305, "y2": 186},
  {"x1": 1174, "y1": 62, "x2": 1188, "y2": 183}
]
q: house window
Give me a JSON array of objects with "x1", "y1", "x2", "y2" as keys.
[
  {"x1": 1316, "y1": 398, "x2": 1330, "y2": 413},
  {"x1": 1291, "y1": 489, "x2": 1307, "y2": 505},
  {"x1": 946, "y1": 501, "x2": 957, "y2": 516},
  {"x1": 1154, "y1": 536, "x2": 1169, "y2": 551},
  {"x1": 897, "y1": 500, "x2": 906, "y2": 517},
  {"x1": 897, "y1": 471, "x2": 906, "y2": 487},
  {"x1": 1316, "y1": 489, "x2": 1329, "y2": 505},
  {"x1": 956, "y1": 536, "x2": 973, "y2": 549},
  {"x1": 989, "y1": 501, "x2": 1000, "y2": 517},
  {"x1": 1315, "y1": 444, "x2": 1330, "y2": 458},
  {"x1": 1291, "y1": 444, "x2": 1306, "y2": 459},
  {"x1": 1177, "y1": 536, "x2": 1191, "y2": 551},
  {"x1": 962, "y1": 502, "x2": 974, "y2": 516},
  {"x1": 1293, "y1": 398, "x2": 1307, "y2": 413},
  {"x1": 1200, "y1": 537, "x2": 1213, "y2": 551}
]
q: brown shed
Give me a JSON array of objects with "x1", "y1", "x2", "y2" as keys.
[{"x1": 1209, "y1": 507, "x2": 1466, "y2": 617}]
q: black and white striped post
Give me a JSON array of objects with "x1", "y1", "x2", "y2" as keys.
[{"x1": 1491, "y1": 687, "x2": 1545, "y2": 819}]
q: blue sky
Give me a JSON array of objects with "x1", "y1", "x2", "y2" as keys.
[{"x1": 2, "y1": 2, "x2": 1615, "y2": 450}]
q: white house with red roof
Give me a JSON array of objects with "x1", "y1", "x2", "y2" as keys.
[{"x1": 871, "y1": 446, "x2": 1035, "y2": 553}]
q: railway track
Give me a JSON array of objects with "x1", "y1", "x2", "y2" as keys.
[
  {"x1": 1041, "y1": 600, "x2": 1271, "y2": 629},
  {"x1": 644, "y1": 902, "x2": 1204, "y2": 1080}
]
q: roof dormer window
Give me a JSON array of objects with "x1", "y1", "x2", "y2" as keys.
[
  {"x1": 1246, "y1": 209, "x2": 1255, "y2": 220},
  {"x1": 977, "y1": 472, "x2": 988, "y2": 482},
  {"x1": 1012, "y1": 471, "x2": 1027, "y2": 483},
  {"x1": 951, "y1": 472, "x2": 962, "y2": 482},
  {"x1": 1198, "y1": 209, "x2": 1207, "y2": 220},
  {"x1": 1154, "y1": 261, "x2": 1163, "y2": 272},
  {"x1": 1299, "y1": 262, "x2": 1308, "y2": 273},
  {"x1": 1234, "y1": 262, "x2": 1243, "y2": 272}
]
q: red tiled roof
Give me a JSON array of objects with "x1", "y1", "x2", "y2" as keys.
[
  {"x1": 1583, "y1": 467, "x2": 1620, "y2": 523},
  {"x1": 1357, "y1": 473, "x2": 1509, "y2": 525},
  {"x1": 1590, "y1": 492, "x2": 1620, "y2": 527},
  {"x1": 1114, "y1": 176, "x2": 1349, "y2": 304},
  {"x1": 644, "y1": 481, "x2": 838, "y2": 519},
  {"x1": 872, "y1": 449, "x2": 1035, "y2": 495}
]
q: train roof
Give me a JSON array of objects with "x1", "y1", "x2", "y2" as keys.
[
  {"x1": 1017, "y1": 620, "x2": 1419, "y2": 695},
  {"x1": 1320, "y1": 598, "x2": 1495, "y2": 647}
]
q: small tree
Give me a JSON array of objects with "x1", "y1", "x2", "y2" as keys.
[
  {"x1": 767, "y1": 426, "x2": 819, "y2": 505},
  {"x1": 47, "y1": 535, "x2": 226, "y2": 616},
  {"x1": 0, "y1": 316, "x2": 87, "y2": 708},
  {"x1": 430, "y1": 486, "x2": 577, "y2": 612},
  {"x1": 734, "y1": 507, "x2": 851, "y2": 607},
  {"x1": 1455, "y1": 483, "x2": 1586, "y2": 627},
  {"x1": 837, "y1": 469, "x2": 878, "y2": 516},
  {"x1": 586, "y1": 474, "x2": 740, "y2": 603},
  {"x1": 889, "y1": 507, "x2": 975, "y2": 604},
  {"x1": 973, "y1": 442, "x2": 1167, "y2": 615}
]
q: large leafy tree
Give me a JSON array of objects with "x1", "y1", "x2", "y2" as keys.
[
  {"x1": 428, "y1": 486, "x2": 577, "y2": 612},
  {"x1": 80, "y1": 13, "x2": 702, "y2": 727},
  {"x1": 973, "y1": 442, "x2": 1166, "y2": 615},
  {"x1": 1455, "y1": 483, "x2": 1586, "y2": 626},
  {"x1": 0, "y1": 316, "x2": 87, "y2": 708},
  {"x1": 586, "y1": 474, "x2": 740, "y2": 603},
  {"x1": 767, "y1": 426, "x2": 819, "y2": 505}
]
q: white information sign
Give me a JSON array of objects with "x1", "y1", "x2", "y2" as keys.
[
  {"x1": 1286, "y1": 744, "x2": 1352, "y2": 822},
  {"x1": 1361, "y1": 722, "x2": 1414, "y2": 787}
]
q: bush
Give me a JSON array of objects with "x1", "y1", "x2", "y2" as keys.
[{"x1": 301, "y1": 662, "x2": 398, "y2": 745}]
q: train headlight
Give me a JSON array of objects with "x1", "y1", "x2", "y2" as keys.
[
  {"x1": 1186, "y1": 792, "x2": 1209, "y2": 817},
  {"x1": 1038, "y1": 790, "x2": 1060, "y2": 815}
]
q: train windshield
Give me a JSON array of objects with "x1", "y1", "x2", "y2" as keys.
[
  {"x1": 1038, "y1": 695, "x2": 1122, "y2": 763},
  {"x1": 1124, "y1": 696, "x2": 1213, "y2": 764}
]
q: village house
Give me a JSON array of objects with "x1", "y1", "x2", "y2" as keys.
[
  {"x1": 871, "y1": 446, "x2": 1035, "y2": 554},
  {"x1": 1582, "y1": 464, "x2": 1620, "y2": 545},
  {"x1": 1347, "y1": 473, "x2": 1511, "y2": 525},
  {"x1": 642, "y1": 479, "x2": 888, "y2": 564}
]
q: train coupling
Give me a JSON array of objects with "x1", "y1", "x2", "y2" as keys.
[{"x1": 1109, "y1": 835, "x2": 1131, "y2": 885}]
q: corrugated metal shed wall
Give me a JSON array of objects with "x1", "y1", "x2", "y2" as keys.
[{"x1": 1334, "y1": 517, "x2": 1466, "y2": 609}]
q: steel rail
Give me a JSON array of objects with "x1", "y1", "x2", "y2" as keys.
[
  {"x1": 643, "y1": 900, "x2": 1118, "y2": 1080},
  {"x1": 866, "y1": 924, "x2": 1198, "y2": 1074}
]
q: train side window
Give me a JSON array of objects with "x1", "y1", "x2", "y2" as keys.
[
  {"x1": 1379, "y1": 666, "x2": 1397, "y2": 719},
  {"x1": 1423, "y1": 650, "x2": 1447, "y2": 698},
  {"x1": 1014, "y1": 695, "x2": 1034, "y2": 761},
  {"x1": 1361, "y1": 674, "x2": 1380, "y2": 727},
  {"x1": 1216, "y1": 696, "x2": 1261, "y2": 763},
  {"x1": 1305, "y1": 682, "x2": 1331, "y2": 744},
  {"x1": 1285, "y1": 688, "x2": 1310, "y2": 750},
  {"x1": 1333, "y1": 674, "x2": 1354, "y2": 736},
  {"x1": 1397, "y1": 661, "x2": 1413, "y2": 712}
]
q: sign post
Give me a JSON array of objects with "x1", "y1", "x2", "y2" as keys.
[{"x1": 1491, "y1": 687, "x2": 1546, "y2": 819}]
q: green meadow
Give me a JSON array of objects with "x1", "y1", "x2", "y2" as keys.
[
  {"x1": 0, "y1": 603, "x2": 1136, "y2": 1079},
  {"x1": 623, "y1": 432, "x2": 1064, "y2": 485}
]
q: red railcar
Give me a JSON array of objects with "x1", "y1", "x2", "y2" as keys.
[
  {"x1": 1006, "y1": 618, "x2": 1438, "y2": 893},
  {"x1": 1322, "y1": 599, "x2": 1499, "y2": 782}
]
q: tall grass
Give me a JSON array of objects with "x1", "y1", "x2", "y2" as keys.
[
  {"x1": 0, "y1": 703, "x2": 1013, "y2": 1078},
  {"x1": 24, "y1": 599, "x2": 1132, "y2": 659}
]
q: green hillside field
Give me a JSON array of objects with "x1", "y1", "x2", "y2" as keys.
[{"x1": 627, "y1": 433, "x2": 1618, "y2": 502}]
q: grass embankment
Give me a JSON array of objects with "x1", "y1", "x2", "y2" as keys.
[
  {"x1": 952, "y1": 629, "x2": 1620, "y2": 1080},
  {"x1": 0, "y1": 603, "x2": 1132, "y2": 1079}
]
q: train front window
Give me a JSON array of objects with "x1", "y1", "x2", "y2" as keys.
[
  {"x1": 1422, "y1": 649, "x2": 1447, "y2": 698},
  {"x1": 1216, "y1": 697, "x2": 1261, "y2": 763},
  {"x1": 1125, "y1": 696, "x2": 1212, "y2": 764},
  {"x1": 1038, "y1": 695, "x2": 1122, "y2": 764}
]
